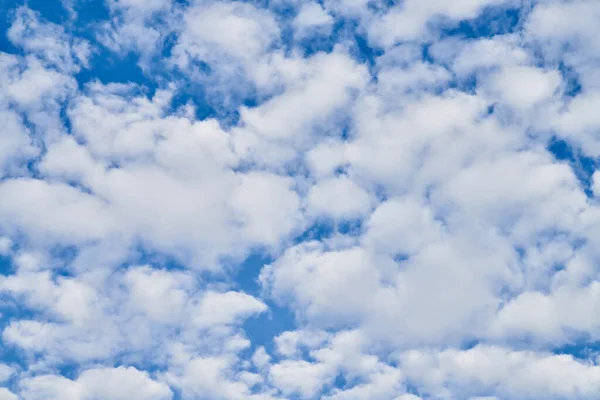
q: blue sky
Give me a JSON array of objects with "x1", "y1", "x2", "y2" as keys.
[{"x1": 1, "y1": 0, "x2": 600, "y2": 399}]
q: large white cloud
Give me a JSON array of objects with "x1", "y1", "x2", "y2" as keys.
[
  {"x1": 19, "y1": 367, "x2": 172, "y2": 400},
  {"x1": 1, "y1": 1, "x2": 600, "y2": 399}
]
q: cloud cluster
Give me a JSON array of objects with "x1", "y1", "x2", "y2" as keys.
[{"x1": 1, "y1": 0, "x2": 600, "y2": 399}]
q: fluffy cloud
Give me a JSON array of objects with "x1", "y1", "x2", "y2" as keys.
[
  {"x1": 1, "y1": 0, "x2": 600, "y2": 399},
  {"x1": 19, "y1": 367, "x2": 172, "y2": 400},
  {"x1": 368, "y1": 0, "x2": 510, "y2": 46},
  {"x1": 399, "y1": 345, "x2": 600, "y2": 399},
  {"x1": 293, "y1": 2, "x2": 334, "y2": 38}
]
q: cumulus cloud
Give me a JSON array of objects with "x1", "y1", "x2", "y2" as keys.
[
  {"x1": 293, "y1": 2, "x2": 334, "y2": 38},
  {"x1": 1, "y1": 0, "x2": 600, "y2": 399},
  {"x1": 399, "y1": 345, "x2": 600, "y2": 399},
  {"x1": 19, "y1": 367, "x2": 172, "y2": 400}
]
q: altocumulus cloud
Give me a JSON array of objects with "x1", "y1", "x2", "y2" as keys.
[{"x1": 0, "y1": 0, "x2": 600, "y2": 399}]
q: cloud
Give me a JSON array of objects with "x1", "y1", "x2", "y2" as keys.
[
  {"x1": 368, "y1": 0, "x2": 510, "y2": 46},
  {"x1": 306, "y1": 175, "x2": 373, "y2": 220},
  {"x1": 175, "y1": 1, "x2": 280, "y2": 64},
  {"x1": 399, "y1": 345, "x2": 600, "y2": 399},
  {"x1": 293, "y1": 2, "x2": 334, "y2": 38},
  {"x1": 98, "y1": 0, "x2": 174, "y2": 60},
  {"x1": 19, "y1": 366, "x2": 172, "y2": 400},
  {"x1": 7, "y1": 6, "x2": 90, "y2": 72},
  {"x1": 1, "y1": 0, "x2": 600, "y2": 399},
  {"x1": 0, "y1": 389, "x2": 18, "y2": 400}
]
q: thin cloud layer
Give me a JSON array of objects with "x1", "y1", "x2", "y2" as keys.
[{"x1": 0, "y1": 0, "x2": 600, "y2": 399}]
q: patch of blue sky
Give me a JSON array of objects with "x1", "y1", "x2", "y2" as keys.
[
  {"x1": 548, "y1": 137, "x2": 597, "y2": 197},
  {"x1": 76, "y1": 50, "x2": 158, "y2": 93},
  {"x1": 165, "y1": 58, "x2": 266, "y2": 125},
  {"x1": 296, "y1": 17, "x2": 384, "y2": 69},
  {"x1": 16, "y1": 0, "x2": 71, "y2": 24},
  {"x1": 553, "y1": 341, "x2": 600, "y2": 361},
  {"x1": 0, "y1": 255, "x2": 11, "y2": 276},
  {"x1": 234, "y1": 251, "x2": 272, "y2": 293},
  {"x1": 243, "y1": 302, "x2": 297, "y2": 354},
  {"x1": 0, "y1": 6, "x2": 18, "y2": 54},
  {"x1": 295, "y1": 28, "x2": 337, "y2": 58},
  {"x1": 293, "y1": 218, "x2": 363, "y2": 246},
  {"x1": 352, "y1": 29, "x2": 384, "y2": 67},
  {"x1": 0, "y1": 299, "x2": 39, "y2": 371},
  {"x1": 167, "y1": 80, "x2": 221, "y2": 122},
  {"x1": 234, "y1": 253, "x2": 294, "y2": 353},
  {"x1": 70, "y1": 0, "x2": 111, "y2": 23},
  {"x1": 47, "y1": 245, "x2": 80, "y2": 276},
  {"x1": 438, "y1": 5, "x2": 523, "y2": 40},
  {"x1": 558, "y1": 61, "x2": 583, "y2": 98},
  {"x1": 403, "y1": 383, "x2": 426, "y2": 399}
]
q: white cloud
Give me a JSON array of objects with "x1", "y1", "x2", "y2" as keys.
[
  {"x1": 193, "y1": 291, "x2": 267, "y2": 327},
  {"x1": 169, "y1": 0, "x2": 280, "y2": 90},
  {"x1": 294, "y1": 2, "x2": 334, "y2": 38},
  {"x1": 3, "y1": 0, "x2": 600, "y2": 399},
  {"x1": 362, "y1": 196, "x2": 443, "y2": 256},
  {"x1": 29, "y1": 82, "x2": 307, "y2": 267},
  {"x1": 368, "y1": 0, "x2": 509, "y2": 46},
  {"x1": 260, "y1": 243, "x2": 385, "y2": 329},
  {"x1": 0, "y1": 389, "x2": 18, "y2": 400},
  {"x1": 124, "y1": 266, "x2": 194, "y2": 324},
  {"x1": 164, "y1": 353, "x2": 280, "y2": 400},
  {"x1": 177, "y1": 1, "x2": 279, "y2": 63},
  {"x1": 480, "y1": 66, "x2": 562, "y2": 109},
  {"x1": 399, "y1": 345, "x2": 600, "y2": 399},
  {"x1": 553, "y1": 92, "x2": 600, "y2": 156},
  {"x1": 240, "y1": 51, "x2": 368, "y2": 142},
  {"x1": 323, "y1": 365, "x2": 404, "y2": 400},
  {"x1": 0, "y1": 364, "x2": 16, "y2": 383},
  {"x1": 306, "y1": 175, "x2": 372, "y2": 220},
  {"x1": 0, "y1": 237, "x2": 13, "y2": 256},
  {"x1": 269, "y1": 359, "x2": 335, "y2": 398},
  {"x1": 0, "y1": 179, "x2": 116, "y2": 246},
  {"x1": 229, "y1": 172, "x2": 303, "y2": 247},
  {"x1": 7, "y1": 6, "x2": 90, "y2": 72},
  {"x1": 19, "y1": 367, "x2": 172, "y2": 400},
  {"x1": 446, "y1": 34, "x2": 530, "y2": 77},
  {"x1": 98, "y1": 0, "x2": 174, "y2": 60},
  {"x1": 490, "y1": 283, "x2": 600, "y2": 344}
]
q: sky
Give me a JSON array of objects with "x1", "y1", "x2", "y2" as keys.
[{"x1": 0, "y1": 0, "x2": 600, "y2": 399}]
